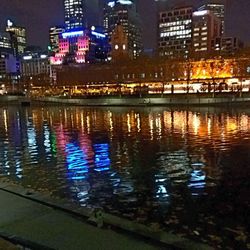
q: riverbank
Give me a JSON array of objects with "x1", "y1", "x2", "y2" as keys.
[
  {"x1": 34, "y1": 93, "x2": 250, "y2": 107},
  {"x1": 0, "y1": 180, "x2": 211, "y2": 250},
  {"x1": 1, "y1": 93, "x2": 250, "y2": 107}
]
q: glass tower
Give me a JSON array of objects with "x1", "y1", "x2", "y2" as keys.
[{"x1": 64, "y1": 0, "x2": 85, "y2": 30}]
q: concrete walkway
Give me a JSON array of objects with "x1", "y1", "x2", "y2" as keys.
[
  {"x1": 0, "y1": 238, "x2": 18, "y2": 249},
  {"x1": 0, "y1": 189, "x2": 163, "y2": 250}
]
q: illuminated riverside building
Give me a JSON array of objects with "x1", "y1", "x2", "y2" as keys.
[
  {"x1": 49, "y1": 26, "x2": 65, "y2": 53},
  {"x1": 192, "y1": 10, "x2": 221, "y2": 55},
  {"x1": 158, "y1": 7, "x2": 193, "y2": 58},
  {"x1": 64, "y1": 0, "x2": 85, "y2": 30},
  {"x1": 6, "y1": 20, "x2": 26, "y2": 56},
  {"x1": 198, "y1": 1, "x2": 225, "y2": 35},
  {"x1": 53, "y1": 56, "x2": 250, "y2": 96},
  {"x1": 104, "y1": 0, "x2": 142, "y2": 59}
]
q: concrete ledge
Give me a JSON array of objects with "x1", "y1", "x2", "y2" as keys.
[
  {"x1": 32, "y1": 96, "x2": 250, "y2": 107},
  {"x1": 0, "y1": 180, "x2": 212, "y2": 250}
]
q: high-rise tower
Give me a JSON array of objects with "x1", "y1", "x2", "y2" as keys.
[
  {"x1": 6, "y1": 19, "x2": 26, "y2": 56},
  {"x1": 104, "y1": 0, "x2": 142, "y2": 59},
  {"x1": 198, "y1": 1, "x2": 225, "y2": 35},
  {"x1": 64, "y1": 0, "x2": 85, "y2": 30}
]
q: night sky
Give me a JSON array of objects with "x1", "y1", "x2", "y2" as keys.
[{"x1": 0, "y1": 0, "x2": 250, "y2": 49}]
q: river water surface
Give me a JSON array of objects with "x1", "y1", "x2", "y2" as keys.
[{"x1": 0, "y1": 105, "x2": 249, "y2": 248}]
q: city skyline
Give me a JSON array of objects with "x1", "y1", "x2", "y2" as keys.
[{"x1": 0, "y1": 0, "x2": 250, "y2": 49}]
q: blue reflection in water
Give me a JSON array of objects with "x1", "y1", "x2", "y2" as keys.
[
  {"x1": 66, "y1": 143, "x2": 89, "y2": 180},
  {"x1": 15, "y1": 156, "x2": 22, "y2": 179},
  {"x1": 27, "y1": 120, "x2": 38, "y2": 164},
  {"x1": 188, "y1": 168, "x2": 206, "y2": 196},
  {"x1": 2, "y1": 149, "x2": 10, "y2": 176},
  {"x1": 43, "y1": 123, "x2": 52, "y2": 160},
  {"x1": 66, "y1": 142, "x2": 90, "y2": 204},
  {"x1": 93, "y1": 143, "x2": 110, "y2": 172},
  {"x1": 155, "y1": 178, "x2": 169, "y2": 198}
]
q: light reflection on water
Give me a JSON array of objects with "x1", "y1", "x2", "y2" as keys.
[{"x1": 0, "y1": 106, "x2": 250, "y2": 247}]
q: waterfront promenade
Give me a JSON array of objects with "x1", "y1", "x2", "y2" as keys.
[
  {"x1": 1, "y1": 92, "x2": 250, "y2": 107},
  {"x1": 0, "y1": 181, "x2": 212, "y2": 250}
]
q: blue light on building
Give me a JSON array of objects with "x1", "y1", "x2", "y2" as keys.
[{"x1": 62, "y1": 30, "x2": 84, "y2": 39}]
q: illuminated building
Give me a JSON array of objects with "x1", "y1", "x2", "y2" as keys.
[
  {"x1": 6, "y1": 20, "x2": 26, "y2": 56},
  {"x1": 0, "y1": 52, "x2": 19, "y2": 88},
  {"x1": 198, "y1": 1, "x2": 225, "y2": 35},
  {"x1": 20, "y1": 50, "x2": 51, "y2": 89},
  {"x1": 0, "y1": 34, "x2": 11, "y2": 52},
  {"x1": 50, "y1": 30, "x2": 88, "y2": 65},
  {"x1": 87, "y1": 26, "x2": 110, "y2": 63},
  {"x1": 53, "y1": 0, "x2": 86, "y2": 65},
  {"x1": 49, "y1": 26, "x2": 65, "y2": 53},
  {"x1": 212, "y1": 37, "x2": 243, "y2": 56},
  {"x1": 51, "y1": 0, "x2": 110, "y2": 66},
  {"x1": 20, "y1": 52, "x2": 50, "y2": 77},
  {"x1": 110, "y1": 25, "x2": 130, "y2": 61},
  {"x1": 50, "y1": 30, "x2": 89, "y2": 65},
  {"x1": 192, "y1": 10, "x2": 221, "y2": 54},
  {"x1": 64, "y1": 0, "x2": 85, "y2": 31},
  {"x1": 158, "y1": 7, "x2": 193, "y2": 58},
  {"x1": 104, "y1": 0, "x2": 142, "y2": 59},
  {"x1": 55, "y1": 56, "x2": 250, "y2": 95},
  {"x1": 50, "y1": 27, "x2": 110, "y2": 65}
]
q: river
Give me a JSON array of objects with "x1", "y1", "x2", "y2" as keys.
[{"x1": 0, "y1": 105, "x2": 249, "y2": 248}]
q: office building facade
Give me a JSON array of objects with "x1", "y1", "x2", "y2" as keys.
[
  {"x1": 192, "y1": 10, "x2": 221, "y2": 55},
  {"x1": 0, "y1": 34, "x2": 11, "y2": 52},
  {"x1": 158, "y1": 7, "x2": 193, "y2": 58},
  {"x1": 64, "y1": 0, "x2": 85, "y2": 30},
  {"x1": 20, "y1": 52, "x2": 50, "y2": 77}
]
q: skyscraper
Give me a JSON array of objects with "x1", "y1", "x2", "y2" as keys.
[
  {"x1": 192, "y1": 10, "x2": 221, "y2": 54},
  {"x1": 198, "y1": 1, "x2": 225, "y2": 35},
  {"x1": 49, "y1": 26, "x2": 65, "y2": 53},
  {"x1": 6, "y1": 19, "x2": 26, "y2": 56},
  {"x1": 64, "y1": 0, "x2": 85, "y2": 30},
  {"x1": 104, "y1": 0, "x2": 142, "y2": 59}
]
